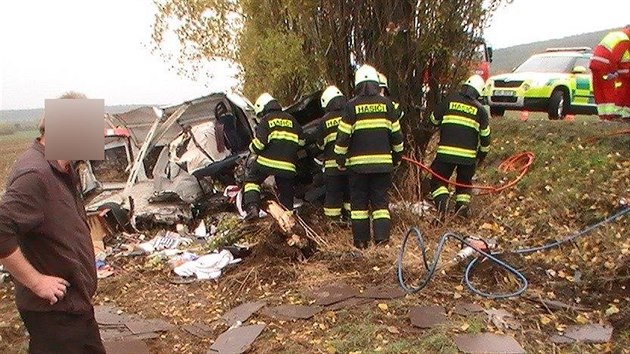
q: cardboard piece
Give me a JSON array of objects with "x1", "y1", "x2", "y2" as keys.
[
  {"x1": 409, "y1": 305, "x2": 448, "y2": 329},
  {"x1": 124, "y1": 319, "x2": 175, "y2": 335},
  {"x1": 551, "y1": 324, "x2": 613, "y2": 344},
  {"x1": 453, "y1": 302, "x2": 485, "y2": 316},
  {"x1": 326, "y1": 297, "x2": 372, "y2": 311},
  {"x1": 454, "y1": 333, "x2": 526, "y2": 354},
  {"x1": 221, "y1": 301, "x2": 266, "y2": 325},
  {"x1": 260, "y1": 304, "x2": 322, "y2": 320},
  {"x1": 182, "y1": 323, "x2": 213, "y2": 339},
  {"x1": 307, "y1": 283, "x2": 359, "y2": 306},
  {"x1": 103, "y1": 339, "x2": 150, "y2": 354},
  {"x1": 357, "y1": 285, "x2": 406, "y2": 300}
]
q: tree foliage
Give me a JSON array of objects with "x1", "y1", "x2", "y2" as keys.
[{"x1": 151, "y1": 0, "x2": 508, "y2": 125}]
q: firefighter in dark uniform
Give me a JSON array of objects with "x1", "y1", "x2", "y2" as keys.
[
  {"x1": 317, "y1": 85, "x2": 351, "y2": 222},
  {"x1": 335, "y1": 65, "x2": 405, "y2": 249},
  {"x1": 378, "y1": 72, "x2": 404, "y2": 122},
  {"x1": 428, "y1": 74, "x2": 490, "y2": 221},
  {"x1": 243, "y1": 93, "x2": 305, "y2": 220}
]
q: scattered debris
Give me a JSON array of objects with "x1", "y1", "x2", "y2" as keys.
[
  {"x1": 0, "y1": 265, "x2": 8, "y2": 283},
  {"x1": 221, "y1": 301, "x2": 267, "y2": 326},
  {"x1": 95, "y1": 305, "x2": 174, "y2": 341},
  {"x1": 453, "y1": 302, "x2": 485, "y2": 316},
  {"x1": 103, "y1": 339, "x2": 150, "y2": 354},
  {"x1": 325, "y1": 297, "x2": 372, "y2": 311},
  {"x1": 454, "y1": 333, "x2": 526, "y2": 354},
  {"x1": 390, "y1": 201, "x2": 433, "y2": 216},
  {"x1": 485, "y1": 308, "x2": 521, "y2": 330},
  {"x1": 260, "y1": 305, "x2": 322, "y2": 320},
  {"x1": 550, "y1": 324, "x2": 613, "y2": 344},
  {"x1": 409, "y1": 305, "x2": 448, "y2": 329},
  {"x1": 181, "y1": 323, "x2": 213, "y2": 339},
  {"x1": 358, "y1": 285, "x2": 406, "y2": 300},
  {"x1": 307, "y1": 282, "x2": 359, "y2": 306},
  {"x1": 173, "y1": 249, "x2": 241, "y2": 280},
  {"x1": 137, "y1": 231, "x2": 193, "y2": 254},
  {"x1": 525, "y1": 296, "x2": 590, "y2": 312},
  {"x1": 208, "y1": 324, "x2": 266, "y2": 354}
]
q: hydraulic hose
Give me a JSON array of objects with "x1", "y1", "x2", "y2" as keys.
[
  {"x1": 402, "y1": 151, "x2": 534, "y2": 195},
  {"x1": 397, "y1": 206, "x2": 630, "y2": 299}
]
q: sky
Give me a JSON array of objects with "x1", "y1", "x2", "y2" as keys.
[{"x1": 0, "y1": 0, "x2": 628, "y2": 110}]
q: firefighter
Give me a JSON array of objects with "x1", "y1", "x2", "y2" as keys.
[
  {"x1": 243, "y1": 93, "x2": 305, "y2": 220},
  {"x1": 589, "y1": 26, "x2": 630, "y2": 120},
  {"x1": 378, "y1": 72, "x2": 405, "y2": 121},
  {"x1": 428, "y1": 74, "x2": 490, "y2": 221},
  {"x1": 318, "y1": 85, "x2": 351, "y2": 222},
  {"x1": 335, "y1": 64, "x2": 404, "y2": 249}
]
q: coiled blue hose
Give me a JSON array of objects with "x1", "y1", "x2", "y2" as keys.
[{"x1": 397, "y1": 206, "x2": 630, "y2": 299}]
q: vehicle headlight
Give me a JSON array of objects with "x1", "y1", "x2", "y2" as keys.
[{"x1": 529, "y1": 78, "x2": 549, "y2": 88}]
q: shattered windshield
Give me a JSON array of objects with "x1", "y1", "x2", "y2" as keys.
[{"x1": 514, "y1": 55, "x2": 576, "y2": 73}]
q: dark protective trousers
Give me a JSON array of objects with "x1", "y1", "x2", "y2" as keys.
[
  {"x1": 349, "y1": 172, "x2": 392, "y2": 248},
  {"x1": 324, "y1": 174, "x2": 351, "y2": 218},
  {"x1": 19, "y1": 309, "x2": 106, "y2": 354},
  {"x1": 429, "y1": 160, "x2": 476, "y2": 217},
  {"x1": 242, "y1": 164, "x2": 295, "y2": 210}
]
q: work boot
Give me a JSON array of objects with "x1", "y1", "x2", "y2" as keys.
[
  {"x1": 354, "y1": 238, "x2": 369, "y2": 249},
  {"x1": 454, "y1": 203, "x2": 470, "y2": 219},
  {"x1": 244, "y1": 205, "x2": 260, "y2": 221}
]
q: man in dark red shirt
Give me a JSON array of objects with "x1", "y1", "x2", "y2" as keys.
[{"x1": 0, "y1": 92, "x2": 105, "y2": 354}]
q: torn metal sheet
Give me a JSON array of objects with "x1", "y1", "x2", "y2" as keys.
[
  {"x1": 221, "y1": 301, "x2": 266, "y2": 326},
  {"x1": 409, "y1": 305, "x2": 448, "y2": 329},
  {"x1": 454, "y1": 333, "x2": 526, "y2": 354},
  {"x1": 325, "y1": 297, "x2": 372, "y2": 311},
  {"x1": 100, "y1": 327, "x2": 159, "y2": 341},
  {"x1": 260, "y1": 305, "x2": 322, "y2": 320},
  {"x1": 182, "y1": 323, "x2": 213, "y2": 339},
  {"x1": 207, "y1": 324, "x2": 266, "y2": 354},
  {"x1": 551, "y1": 324, "x2": 613, "y2": 344},
  {"x1": 307, "y1": 282, "x2": 359, "y2": 306},
  {"x1": 358, "y1": 285, "x2": 406, "y2": 300},
  {"x1": 103, "y1": 339, "x2": 150, "y2": 354},
  {"x1": 124, "y1": 319, "x2": 176, "y2": 335},
  {"x1": 453, "y1": 302, "x2": 485, "y2": 316},
  {"x1": 95, "y1": 305, "x2": 140, "y2": 326}
]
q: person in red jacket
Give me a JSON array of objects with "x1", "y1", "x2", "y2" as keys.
[
  {"x1": 589, "y1": 25, "x2": 630, "y2": 120},
  {"x1": 616, "y1": 25, "x2": 630, "y2": 120}
]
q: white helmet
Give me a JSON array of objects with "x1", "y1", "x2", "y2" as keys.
[
  {"x1": 321, "y1": 86, "x2": 344, "y2": 109},
  {"x1": 377, "y1": 72, "x2": 388, "y2": 88},
  {"x1": 254, "y1": 93, "x2": 275, "y2": 115},
  {"x1": 464, "y1": 74, "x2": 486, "y2": 97},
  {"x1": 355, "y1": 64, "x2": 380, "y2": 86}
]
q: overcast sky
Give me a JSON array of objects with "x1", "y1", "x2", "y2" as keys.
[{"x1": 1, "y1": 0, "x2": 628, "y2": 110}]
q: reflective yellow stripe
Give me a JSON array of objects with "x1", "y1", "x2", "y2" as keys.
[
  {"x1": 372, "y1": 209, "x2": 390, "y2": 220},
  {"x1": 257, "y1": 156, "x2": 296, "y2": 172},
  {"x1": 338, "y1": 121, "x2": 352, "y2": 134},
  {"x1": 268, "y1": 131, "x2": 299, "y2": 144},
  {"x1": 324, "y1": 132, "x2": 337, "y2": 145},
  {"x1": 479, "y1": 145, "x2": 490, "y2": 153},
  {"x1": 456, "y1": 194, "x2": 471, "y2": 203},
  {"x1": 391, "y1": 120, "x2": 401, "y2": 133},
  {"x1": 324, "y1": 208, "x2": 342, "y2": 217},
  {"x1": 442, "y1": 115, "x2": 479, "y2": 130},
  {"x1": 244, "y1": 183, "x2": 260, "y2": 193},
  {"x1": 437, "y1": 145, "x2": 477, "y2": 159},
  {"x1": 480, "y1": 127, "x2": 490, "y2": 137},
  {"x1": 353, "y1": 118, "x2": 391, "y2": 131},
  {"x1": 429, "y1": 113, "x2": 440, "y2": 125},
  {"x1": 347, "y1": 154, "x2": 393, "y2": 166},
  {"x1": 334, "y1": 145, "x2": 348, "y2": 154},
  {"x1": 351, "y1": 210, "x2": 369, "y2": 220},
  {"x1": 600, "y1": 31, "x2": 629, "y2": 51},
  {"x1": 432, "y1": 186, "x2": 449, "y2": 198},
  {"x1": 325, "y1": 160, "x2": 339, "y2": 169},
  {"x1": 393, "y1": 142, "x2": 404, "y2": 153},
  {"x1": 252, "y1": 138, "x2": 265, "y2": 150}
]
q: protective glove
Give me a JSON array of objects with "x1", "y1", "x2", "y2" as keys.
[{"x1": 604, "y1": 72, "x2": 619, "y2": 80}]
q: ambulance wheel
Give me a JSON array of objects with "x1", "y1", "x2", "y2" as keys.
[
  {"x1": 490, "y1": 106, "x2": 505, "y2": 117},
  {"x1": 548, "y1": 89, "x2": 568, "y2": 120}
]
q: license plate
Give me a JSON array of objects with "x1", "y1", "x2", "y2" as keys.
[{"x1": 493, "y1": 90, "x2": 515, "y2": 96}]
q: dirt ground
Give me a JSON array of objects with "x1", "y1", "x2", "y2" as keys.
[{"x1": 1, "y1": 118, "x2": 629, "y2": 354}]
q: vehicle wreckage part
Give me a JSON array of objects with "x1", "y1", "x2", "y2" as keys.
[
  {"x1": 402, "y1": 151, "x2": 534, "y2": 195},
  {"x1": 397, "y1": 205, "x2": 630, "y2": 299}
]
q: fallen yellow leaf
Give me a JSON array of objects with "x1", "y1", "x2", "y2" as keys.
[{"x1": 378, "y1": 303, "x2": 388, "y2": 311}]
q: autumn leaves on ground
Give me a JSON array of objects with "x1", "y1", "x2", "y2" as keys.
[{"x1": 0, "y1": 117, "x2": 629, "y2": 353}]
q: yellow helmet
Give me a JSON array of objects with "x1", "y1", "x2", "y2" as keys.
[
  {"x1": 464, "y1": 74, "x2": 486, "y2": 97},
  {"x1": 254, "y1": 93, "x2": 275, "y2": 115},
  {"x1": 320, "y1": 86, "x2": 344, "y2": 109},
  {"x1": 355, "y1": 64, "x2": 380, "y2": 86}
]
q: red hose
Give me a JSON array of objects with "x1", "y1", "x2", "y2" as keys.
[{"x1": 402, "y1": 151, "x2": 535, "y2": 195}]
